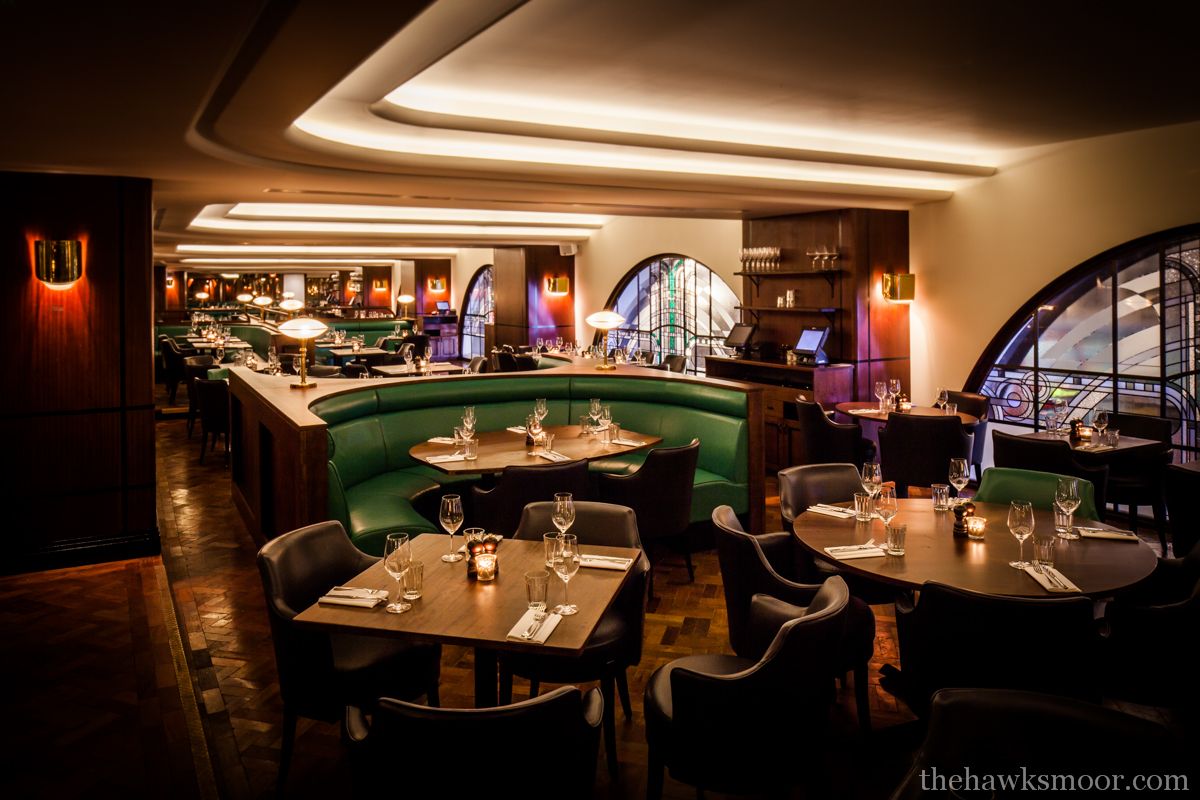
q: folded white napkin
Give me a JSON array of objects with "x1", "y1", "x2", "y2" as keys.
[
  {"x1": 1024, "y1": 565, "x2": 1081, "y2": 593},
  {"x1": 318, "y1": 593, "x2": 386, "y2": 608},
  {"x1": 1077, "y1": 527, "x2": 1139, "y2": 542},
  {"x1": 1075, "y1": 443, "x2": 1114, "y2": 453},
  {"x1": 507, "y1": 426, "x2": 526, "y2": 434},
  {"x1": 580, "y1": 555, "x2": 633, "y2": 570},
  {"x1": 428, "y1": 436, "x2": 457, "y2": 444},
  {"x1": 848, "y1": 408, "x2": 885, "y2": 416},
  {"x1": 807, "y1": 506, "x2": 857, "y2": 519},
  {"x1": 538, "y1": 451, "x2": 571, "y2": 462},
  {"x1": 823, "y1": 545, "x2": 886, "y2": 559},
  {"x1": 612, "y1": 438, "x2": 644, "y2": 447},
  {"x1": 427, "y1": 453, "x2": 465, "y2": 464},
  {"x1": 505, "y1": 608, "x2": 562, "y2": 644}
]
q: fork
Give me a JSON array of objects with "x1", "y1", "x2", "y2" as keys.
[
  {"x1": 520, "y1": 611, "x2": 548, "y2": 639},
  {"x1": 1038, "y1": 565, "x2": 1065, "y2": 589}
]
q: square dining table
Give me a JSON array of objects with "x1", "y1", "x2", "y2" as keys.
[{"x1": 294, "y1": 533, "x2": 640, "y2": 706}]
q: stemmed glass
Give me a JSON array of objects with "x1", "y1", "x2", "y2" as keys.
[
  {"x1": 874, "y1": 381, "x2": 887, "y2": 412},
  {"x1": 861, "y1": 463, "x2": 882, "y2": 515},
  {"x1": 935, "y1": 387, "x2": 949, "y2": 411},
  {"x1": 439, "y1": 495, "x2": 464, "y2": 563},
  {"x1": 948, "y1": 458, "x2": 969, "y2": 501},
  {"x1": 1007, "y1": 501, "x2": 1034, "y2": 569},
  {"x1": 1093, "y1": 410, "x2": 1109, "y2": 439},
  {"x1": 887, "y1": 378, "x2": 902, "y2": 409},
  {"x1": 555, "y1": 336, "x2": 564, "y2": 351},
  {"x1": 552, "y1": 533, "x2": 581, "y2": 616},
  {"x1": 876, "y1": 486, "x2": 898, "y2": 528},
  {"x1": 552, "y1": 492, "x2": 575, "y2": 537},
  {"x1": 461, "y1": 405, "x2": 476, "y2": 438},
  {"x1": 403, "y1": 347, "x2": 414, "y2": 371},
  {"x1": 588, "y1": 398, "x2": 602, "y2": 431},
  {"x1": 534, "y1": 398, "x2": 548, "y2": 426},
  {"x1": 536, "y1": 337, "x2": 545, "y2": 351},
  {"x1": 1053, "y1": 398, "x2": 1068, "y2": 436},
  {"x1": 1055, "y1": 477, "x2": 1081, "y2": 540},
  {"x1": 383, "y1": 533, "x2": 412, "y2": 614},
  {"x1": 600, "y1": 405, "x2": 612, "y2": 431}
]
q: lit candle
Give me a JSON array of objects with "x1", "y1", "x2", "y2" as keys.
[
  {"x1": 1078, "y1": 426, "x2": 1093, "y2": 441},
  {"x1": 965, "y1": 516, "x2": 987, "y2": 540},
  {"x1": 475, "y1": 553, "x2": 497, "y2": 581},
  {"x1": 899, "y1": 401, "x2": 913, "y2": 411}
]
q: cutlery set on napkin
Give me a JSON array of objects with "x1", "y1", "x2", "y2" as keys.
[
  {"x1": 1024, "y1": 565, "x2": 1081, "y2": 593},
  {"x1": 538, "y1": 451, "x2": 572, "y2": 462},
  {"x1": 505, "y1": 608, "x2": 562, "y2": 644},
  {"x1": 426, "y1": 453, "x2": 466, "y2": 464},
  {"x1": 611, "y1": 437, "x2": 645, "y2": 447},
  {"x1": 506, "y1": 426, "x2": 527, "y2": 434},
  {"x1": 805, "y1": 503, "x2": 857, "y2": 519},
  {"x1": 823, "y1": 539, "x2": 886, "y2": 559},
  {"x1": 318, "y1": 586, "x2": 389, "y2": 608},
  {"x1": 427, "y1": 436, "x2": 458, "y2": 444},
  {"x1": 1075, "y1": 443, "x2": 1114, "y2": 453},
  {"x1": 579, "y1": 554, "x2": 634, "y2": 571},
  {"x1": 1076, "y1": 526, "x2": 1139, "y2": 541}
]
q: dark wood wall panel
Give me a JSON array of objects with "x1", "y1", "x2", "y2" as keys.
[
  {"x1": 361, "y1": 265, "x2": 392, "y2": 309},
  {"x1": 492, "y1": 247, "x2": 530, "y2": 349},
  {"x1": 414, "y1": 259, "x2": 452, "y2": 315},
  {"x1": 525, "y1": 246, "x2": 574, "y2": 347},
  {"x1": 0, "y1": 171, "x2": 157, "y2": 572}
]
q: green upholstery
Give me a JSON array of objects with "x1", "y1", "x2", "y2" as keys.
[
  {"x1": 325, "y1": 319, "x2": 412, "y2": 348},
  {"x1": 973, "y1": 467, "x2": 1100, "y2": 520},
  {"x1": 227, "y1": 325, "x2": 274, "y2": 358},
  {"x1": 311, "y1": 374, "x2": 751, "y2": 553},
  {"x1": 207, "y1": 367, "x2": 230, "y2": 380}
]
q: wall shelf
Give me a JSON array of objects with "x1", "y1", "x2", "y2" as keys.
[
  {"x1": 734, "y1": 269, "x2": 841, "y2": 291},
  {"x1": 737, "y1": 305, "x2": 840, "y2": 326}
]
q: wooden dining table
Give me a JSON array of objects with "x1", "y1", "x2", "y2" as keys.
[
  {"x1": 410, "y1": 424, "x2": 662, "y2": 475},
  {"x1": 834, "y1": 401, "x2": 980, "y2": 426},
  {"x1": 294, "y1": 534, "x2": 640, "y2": 706},
  {"x1": 1017, "y1": 430, "x2": 1164, "y2": 465},
  {"x1": 371, "y1": 361, "x2": 463, "y2": 377},
  {"x1": 792, "y1": 498, "x2": 1158, "y2": 597}
]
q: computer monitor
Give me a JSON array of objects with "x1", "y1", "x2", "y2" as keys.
[
  {"x1": 794, "y1": 326, "x2": 830, "y2": 365},
  {"x1": 435, "y1": 301, "x2": 450, "y2": 312},
  {"x1": 724, "y1": 323, "x2": 755, "y2": 349}
]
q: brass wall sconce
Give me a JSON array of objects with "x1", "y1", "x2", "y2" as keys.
[
  {"x1": 882, "y1": 273, "x2": 916, "y2": 303},
  {"x1": 544, "y1": 276, "x2": 570, "y2": 296},
  {"x1": 166, "y1": 275, "x2": 175, "y2": 289},
  {"x1": 34, "y1": 239, "x2": 82, "y2": 289},
  {"x1": 372, "y1": 278, "x2": 388, "y2": 291},
  {"x1": 427, "y1": 277, "x2": 446, "y2": 292}
]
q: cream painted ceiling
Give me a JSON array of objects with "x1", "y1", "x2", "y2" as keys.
[{"x1": 1, "y1": 0, "x2": 1197, "y2": 270}]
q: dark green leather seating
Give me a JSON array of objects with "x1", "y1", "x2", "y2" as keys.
[
  {"x1": 323, "y1": 319, "x2": 413, "y2": 348},
  {"x1": 311, "y1": 376, "x2": 750, "y2": 555}
]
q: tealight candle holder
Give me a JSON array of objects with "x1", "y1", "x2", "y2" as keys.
[
  {"x1": 965, "y1": 516, "x2": 987, "y2": 540},
  {"x1": 475, "y1": 553, "x2": 497, "y2": 581},
  {"x1": 1078, "y1": 426, "x2": 1093, "y2": 441},
  {"x1": 899, "y1": 401, "x2": 913, "y2": 412}
]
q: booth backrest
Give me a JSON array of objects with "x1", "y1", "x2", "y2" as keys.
[{"x1": 324, "y1": 319, "x2": 412, "y2": 347}]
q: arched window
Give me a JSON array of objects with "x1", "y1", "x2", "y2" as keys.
[
  {"x1": 601, "y1": 254, "x2": 738, "y2": 375},
  {"x1": 967, "y1": 224, "x2": 1199, "y2": 461},
  {"x1": 460, "y1": 265, "x2": 494, "y2": 360}
]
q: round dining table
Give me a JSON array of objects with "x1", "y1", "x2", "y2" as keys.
[
  {"x1": 792, "y1": 499, "x2": 1158, "y2": 597},
  {"x1": 834, "y1": 401, "x2": 979, "y2": 426}
]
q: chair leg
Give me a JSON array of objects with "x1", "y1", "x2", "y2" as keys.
[
  {"x1": 647, "y1": 743, "x2": 664, "y2": 800},
  {"x1": 1128, "y1": 504, "x2": 1139, "y2": 533},
  {"x1": 683, "y1": 548, "x2": 696, "y2": 583},
  {"x1": 426, "y1": 678, "x2": 440, "y2": 708},
  {"x1": 1153, "y1": 498, "x2": 1169, "y2": 555},
  {"x1": 616, "y1": 668, "x2": 633, "y2": 720},
  {"x1": 498, "y1": 665, "x2": 513, "y2": 705},
  {"x1": 601, "y1": 673, "x2": 619, "y2": 776},
  {"x1": 528, "y1": 678, "x2": 540, "y2": 698},
  {"x1": 199, "y1": 431, "x2": 207, "y2": 464},
  {"x1": 278, "y1": 708, "x2": 297, "y2": 795},
  {"x1": 854, "y1": 663, "x2": 872, "y2": 734}
]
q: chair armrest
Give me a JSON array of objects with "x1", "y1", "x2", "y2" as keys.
[
  {"x1": 755, "y1": 531, "x2": 797, "y2": 575},
  {"x1": 581, "y1": 687, "x2": 604, "y2": 729}
]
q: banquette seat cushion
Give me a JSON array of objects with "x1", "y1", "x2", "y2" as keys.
[{"x1": 312, "y1": 376, "x2": 750, "y2": 555}]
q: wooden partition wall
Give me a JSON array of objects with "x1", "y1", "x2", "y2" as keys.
[
  {"x1": 0, "y1": 171, "x2": 156, "y2": 573},
  {"x1": 493, "y1": 245, "x2": 575, "y2": 349}
]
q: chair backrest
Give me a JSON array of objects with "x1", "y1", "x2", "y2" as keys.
[
  {"x1": 396, "y1": 342, "x2": 415, "y2": 359},
  {"x1": 598, "y1": 439, "x2": 699, "y2": 542},
  {"x1": 1108, "y1": 411, "x2": 1174, "y2": 444},
  {"x1": 878, "y1": 414, "x2": 970, "y2": 497},
  {"x1": 668, "y1": 581, "x2": 848, "y2": 794},
  {"x1": 661, "y1": 354, "x2": 687, "y2": 373},
  {"x1": 256, "y1": 521, "x2": 376, "y2": 719},
  {"x1": 788, "y1": 399, "x2": 868, "y2": 466},
  {"x1": 467, "y1": 355, "x2": 487, "y2": 373},
  {"x1": 990, "y1": 431, "x2": 1108, "y2": 509},
  {"x1": 402, "y1": 334, "x2": 429, "y2": 353},
  {"x1": 890, "y1": 688, "x2": 1183, "y2": 800},
  {"x1": 382, "y1": 353, "x2": 406, "y2": 365},
  {"x1": 496, "y1": 351, "x2": 519, "y2": 372},
  {"x1": 308, "y1": 364, "x2": 342, "y2": 377},
  {"x1": 1165, "y1": 464, "x2": 1200, "y2": 557},
  {"x1": 901, "y1": 582, "x2": 1098, "y2": 715},
  {"x1": 195, "y1": 378, "x2": 230, "y2": 432},
  {"x1": 472, "y1": 460, "x2": 591, "y2": 536},
  {"x1": 367, "y1": 687, "x2": 602, "y2": 798},
  {"x1": 973, "y1": 467, "x2": 1100, "y2": 520},
  {"x1": 712, "y1": 505, "x2": 818, "y2": 658},
  {"x1": 944, "y1": 390, "x2": 989, "y2": 419},
  {"x1": 513, "y1": 353, "x2": 538, "y2": 371},
  {"x1": 183, "y1": 354, "x2": 215, "y2": 369},
  {"x1": 342, "y1": 362, "x2": 368, "y2": 378},
  {"x1": 777, "y1": 462, "x2": 863, "y2": 524}
]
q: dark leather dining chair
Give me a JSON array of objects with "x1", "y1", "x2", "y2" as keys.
[
  {"x1": 341, "y1": 361, "x2": 368, "y2": 378},
  {"x1": 496, "y1": 351, "x2": 519, "y2": 372},
  {"x1": 161, "y1": 338, "x2": 188, "y2": 404},
  {"x1": 348, "y1": 687, "x2": 602, "y2": 799},
  {"x1": 502, "y1": 501, "x2": 649, "y2": 774},
  {"x1": 884, "y1": 582, "x2": 1098, "y2": 718},
  {"x1": 195, "y1": 378, "x2": 229, "y2": 464},
  {"x1": 598, "y1": 439, "x2": 699, "y2": 595},
  {"x1": 945, "y1": 389, "x2": 989, "y2": 482},
  {"x1": 471, "y1": 459, "x2": 590, "y2": 536},
  {"x1": 991, "y1": 430, "x2": 1109, "y2": 515},
  {"x1": 659, "y1": 354, "x2": 687, "y2": 373},
  {"x1": 890, "y1": 689, "x2": 1185, "y2": 800},
  {"x1": 308, "y1": 364, "x2": 342, "y2": 377},
  {"x1": 183, "y1": 354, "x2": 215, "y2": 437},
  {"x1": 712, "y1": 505, "x2": 875, "y2": 731},
  {"x1": 1165, "y1": 464, "x2": 1200, "y2": 558},
  {"x1": 256, "y1": 521, "x2": 442, "y2": 793},
  {"x1": 786, "y1": 399, "x2": 875, "y2": 466},
  {"x1": 1105, "y1": 411, "x2": 1172, "y2": 551},
  {"x1": 877, "y1": 413, "x2": 970, "y2": 498},
  {"x1": 644, "y1": 580, "x2": 850, "y2": 799},
  {"x1": 467, "y1": 355, "x2": 487, "y2": 373}
]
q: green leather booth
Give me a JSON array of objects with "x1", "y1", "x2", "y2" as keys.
[
  {"x1": 322, "y1": 319, "x2": 413, "y2": 348},
  {"x1": 310, "y1": 375, "x2": 750, "y2": 555},
  {"x1": 157, "y1": 324, "x2": 275, "y2": 359}
]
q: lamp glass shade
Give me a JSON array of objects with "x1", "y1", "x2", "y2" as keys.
[
  {"x1": 279, "y1": 299, "x2": 304, "y2": 312},
  {"x1": 236, "y1": 293, "x2": 254, "y2": 303},
  {"x1": 252, "y1": 295, "x2": 274, "y2": 306},
  {"x1": 194, "y1": 291, "x2": 210, "y2": 300},
  {"x1": 34, "y1": 240, "x2": 83, "y2": 287},
  {"x1": 278, "y1": 317, "x2": 329, "y2": 340},
  {"x1": 585, "y1": 310, "x2": 625, "y2": 330},
  {"x1": 282, "y1": 291, "x2": 295, "y2": 299},
  {"x1": 397, "y1": 293, "x2": 416, "y2": 304}
]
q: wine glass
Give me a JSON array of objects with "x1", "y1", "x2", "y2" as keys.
[
  {"x1": 948, "y1": 458, "x2": 969, "y2": 500},
  {"x1": 600, "y1": 405, "x2": 612, "y2": 430},
  {"x1": 555, "y1": 336, "x2": 564, "y2": 351},
  {"x1": 534, "y1": 398, "x2": 548, "y2": 425},
  {"x1": 552, "y1": 533, "x2": 581, "y2": 616},
  {"x1": 536, "y1": 337, "x2": 545, "y2": 351},
  {"x1": 552, "y1": 492, "x2": 575, "y2": 536},
  {"x1": 1007, "y1": 501, "x2": 1034, "y2": 569},
  {"x1": 292, "y1": 355, "x2": 302, "y2": 375},
  {"x1": 588, "y1": 398, "x2": 602, "y2": 430},
  {"x1": 424, "y1": 346, "x2": 433, "y2": 362},
  {"x1": 861, "y1": 463, "x2": 882, "y2": 515},
  {"x1": 1093, "y1": 410, "x2": 1109, "y2": 438},
  {"x1": 876, "y1": 486, "x2": 898, "y2": 527},
  {"x1": 383, "y1": 533, "x2": 412, "y2": 614},
  {"x1": 887, "y1": 378, "x2": 902, "y2": 409},
  {"x1": 1053, "y1": 399, "x2": 1068, "y2": 437},
  {"x1": 403, "y1": 348, "x2": 414, "y2": 370},
  {"x1": 874, "y1": 381, "x2": 887, "y2": 412},
  {"x1": 935, "y1": 387, "x2": 949, "y2": 411},
  {"x1": 439, "y1": 495, "x2": 464, "y2": 563},
  {"x1": 1054, "y1": 477, "x2": 1081, "y2": 540}
]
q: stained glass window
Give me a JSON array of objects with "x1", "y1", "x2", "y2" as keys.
[
  {"x1": 460, "y1": 265, "x2": 494, "y2": 360},
  {"x1": 972, "y1": 226, "x2": 1199, "y2": 462},
  {"x1": 601, "y1": 254, "x2": 738, "y2": 375}
]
